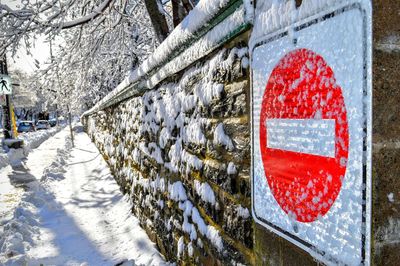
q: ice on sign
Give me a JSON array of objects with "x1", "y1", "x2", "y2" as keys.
[
  {"x1": 266, "y1": 119, "x2": 335, "y2": 158},
  {"x1": 251, "y1": 1, "x2": 371, "y2": 265}
]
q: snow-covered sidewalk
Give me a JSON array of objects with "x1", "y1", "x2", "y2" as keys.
[
  {"x1": 0, "y1": 126, "x2": 62, "y2": 170},
  {"x1": 0, "y1": 126, "x2": 166, "y2": 265},
  {"x1": 0, "y1": 127, "x2": 68, "y2": 225}
]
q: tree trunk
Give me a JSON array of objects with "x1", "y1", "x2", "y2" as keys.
[
  {"x1": 144, "y1": 0, "x2": 170, "y2": 43},
  {"x1": 172, "y1": 0, "x2": 180, "y2": 27},
  {"x1": 68, "y1": 108, "x2": 74, "y2": 147},
  {"x1": 172, "y1": 0, "x2": 190, "y2": 27},
  {"x1": 181, "y1": 0, "x2": 194, "y2": 14}
]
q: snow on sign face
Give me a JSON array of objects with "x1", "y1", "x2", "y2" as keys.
[
  {"x1": 251, "y1": 1, "x2": 371, "y2": 265},
  {"x1": 260, "y1": 48, "x2": 349, "y2": 223}
]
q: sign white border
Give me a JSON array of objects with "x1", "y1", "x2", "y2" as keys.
[{"x1": 250, "y1": 1, "x2": 372, "y2": 265}]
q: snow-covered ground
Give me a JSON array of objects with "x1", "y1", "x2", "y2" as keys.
[
  {"x1": 0, "y1": 126, "x2": 167, "y2": 265},
  {"x1": 0, "y1": 127, "x2": 62, "y2": 169},
  {"x1": 0, "y1": 127, "x2": 65, "y2": 224}
]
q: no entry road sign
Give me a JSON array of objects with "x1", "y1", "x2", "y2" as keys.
[
  {"x1": 251, "y1": 1, "x2": 371, "y2": 265},
  {"x1": 259, "y1": 48, "x2": 349, "y2": 223}
]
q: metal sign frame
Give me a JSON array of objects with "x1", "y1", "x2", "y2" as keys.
[{"x1": 250, "y1": 2, "x2": 372, "y2": 265}]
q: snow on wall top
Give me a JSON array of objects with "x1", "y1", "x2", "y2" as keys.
[
  {"x1": 134, "y1": 0, "x2": 233, "y2": 78},
  {"x1": 82, "y1": 0, "x2": 252, "y2": 117}
]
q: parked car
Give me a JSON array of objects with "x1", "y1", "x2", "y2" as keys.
[
  {"x1": 49, "y1": 118, "x2": 57, "y2": 127},
  {"x1": 17, "y1": 121, "x2": 36, "y2": 133},
  {"x1": 36, "y1": 120, "x2": 50, "y2": 130}
]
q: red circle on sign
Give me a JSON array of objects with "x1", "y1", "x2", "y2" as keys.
[{"x1": 259, "y1": 49, "x2": 349, "y2": 223}]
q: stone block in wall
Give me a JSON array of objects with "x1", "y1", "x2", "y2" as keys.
[
  {"x1": 373, "y1": 239, "x2": 400, "y2": 266},
  {"x1": 224, "y1": 120, "x2": 250, "y2": 165},
  {"x1": 182, "y1": 142, "x2": 206, "y2": 160},
  {"x1": 201, "y1": 158, "x2": 250, "y2": 201},
  {"x1": 202, "y1": 159, "x2": 234, "y2": 194},
  {"x1": 372, "y1": 148, "x2": 400, "y2": 225},
  {"x1": 209, "y1": 47, "x2": 248, "y2": 84},
  {"x1": 180, "y1": 172, "x2": 253, "y2": 251},
  {"x1": 204, "y1": 120, "x2": 250, "y2": 167},
  {"x1": 237, "y1": 174, "x2": 251, "y2": 199},
  {"x1": 223, "y1": 204, "x2": 253, "y2": 249},
  {"x1": 209, "y1": 80, "x2": 249, "y2": 118},
  {"x1": 372, "y1": 147, "x2": 400, "y2": 265},
  {"x1": 254, "y1": 223, "x2": 316, "y2": 266},
  {"x1": 372, "y1": 50, "x2": 400, "y2": 140}
]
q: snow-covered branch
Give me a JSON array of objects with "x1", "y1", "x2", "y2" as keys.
[
  {"x1": 1, "y1": 0, "x2": 197, "y2": 112},
  {"x1": 59, "y1": 0, "x2": 114, "y2": 29}
]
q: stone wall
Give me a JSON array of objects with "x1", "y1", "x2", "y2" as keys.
[
  {"x1": 85, "y1": 34, "x2": 255, "y2": 265},
  {"x1": 371, "y1": 0, "x2": 400, "y2": 265}
]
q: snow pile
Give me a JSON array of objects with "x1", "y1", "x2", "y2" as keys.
[
  {"x1": 213, "y1": 123, "x2": 234, "y2": 151},
  {"x1": 183, "y1": 118, "x2": 207, "y2": 145},
  {"x1": 20, "y1": 127, "x2": 61, "y2": 152},
  {"x1": 40, "y1": 147, "x2": 71, "y2": 182},
  {"x1": 227, "y1": 162, "x2": 237, "y2": 175},
  {"x1": 168, "y1": 181, "x2": 188, "y2": 202},
  {"x1": 6, "y1": 148, "x2": 25, "y2": 167},
  {"x1": 143, "y1": 6, "x2": 246, "y2": 91},
  {"x1": 181, "y1": 149, "x2": 203, "y2": 173},
  {"x1": 165, "y1": 140, "x2": 183, "y2": 173},
  {"x1": 0, "y1": 135, "x2": 72, "y2": 265},
  {"x1": 236, "y1": 205, "x2": 250, "y2": 219},
  {"x1": 194, "y1": 83, "x2": 224, "y2": 106},
  {"x1": 149, "y1": 175, "x2": 166, "y2": 194},
  {"x1": 187, "y1": 242, "x2": 194, "y2": 257},
  {"x1": 194, "y1": 180, "x2": 216, "y2": 206},
  {"x1": 179, "y1": 200, "x2": 194, "y2": 217},
  {"x1": 177, "y1": 236, "x2": 185, "y2": 258},
  {"x1": 0, "y1": 127, "x2": 63, "y2": 169},
  {"x1": 0, "y1": 183, "x2": 47, "y2": 265},
  {"x1": 182, "y1": 215, "x2": 197, "y2": 241},
  {"x1": 387, "y1": 193, "x2": 395, "y2": 203},
  {"x1": 136, "y1": 0, "x2": 233, "y2": 77}
]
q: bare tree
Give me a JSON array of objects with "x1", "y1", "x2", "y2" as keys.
[{"x1": 0, "y1": 0, "x2": 196, "y2": 113}]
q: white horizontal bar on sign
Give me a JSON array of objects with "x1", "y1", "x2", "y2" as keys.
[{"x1": 266, "y1": 119, "x2": 336, "y2": 158}]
